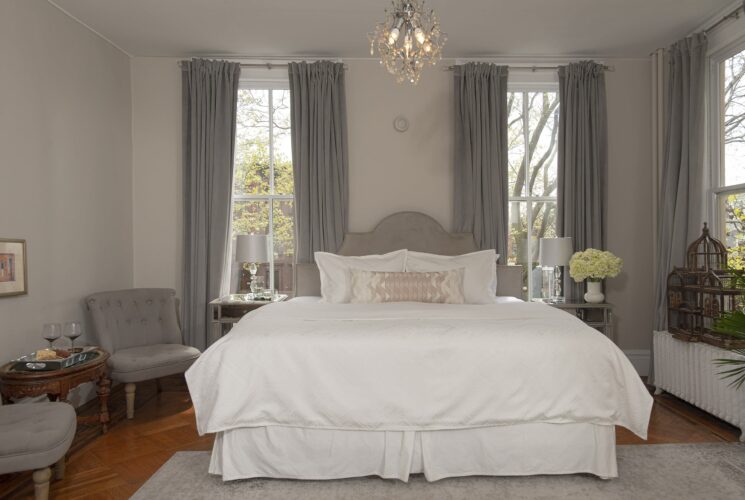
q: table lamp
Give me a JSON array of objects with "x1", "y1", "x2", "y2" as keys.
[
  {"x1": 539, "y1": 237, "x2": 573, "y2": 303},
  {"x1": 235, "y1": 234, "x2": 269, "y2": 298}
]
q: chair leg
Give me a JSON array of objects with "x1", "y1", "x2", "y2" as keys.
[
  {"x1": 54, "y1": 456, "x2": 66, "y2": 480},
  {"x1": 125, "y1": 383, "x2": 136, "y2": 419},
  {"x1": 155, "y1": 378, "x2": 163, "y2": 394},
  {"x1": 32, "y1": 467, "x2": 52, "y2": 500}
]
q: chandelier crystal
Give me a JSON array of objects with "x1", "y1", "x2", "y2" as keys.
[{"x1": 368, "y1": 0, "x2": 447, "y2": 85}]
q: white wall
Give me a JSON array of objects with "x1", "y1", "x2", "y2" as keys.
[
  {"x1": 0, "y1": 0, "x2": 133, "y2": 401},
  {"x1": 129, "y1": 57, "x2": 654, "y2": 352},
  {"x1": 131, "y1": 57, "x2": 183, "y2": 291},
  {"x1": 346, "y1": 59, "x2": 455, "y2": 231},
  {"x1": 604, "y1": 59, "x2": 654, "y2": 353}
]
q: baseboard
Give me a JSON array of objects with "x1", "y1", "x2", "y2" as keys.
[{"x1": 624, "y1": 349, "x2": 651, "y2": 376}]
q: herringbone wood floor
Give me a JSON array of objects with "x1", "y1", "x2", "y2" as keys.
[{"x1": 0, "y1": 377, "x2": 740, "y2": 499}]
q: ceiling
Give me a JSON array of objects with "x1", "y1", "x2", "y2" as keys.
[{"x1": 50, "y1": 0, "x2": 733, "y2": 58}]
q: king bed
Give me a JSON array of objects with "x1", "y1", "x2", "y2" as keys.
[{"x1": 186, "y1": 212, "x2": 653, "y2": 482}]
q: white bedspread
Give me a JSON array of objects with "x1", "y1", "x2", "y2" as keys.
[{"x1": 186, "y1": 301, "x2": 652, "y2": 438}]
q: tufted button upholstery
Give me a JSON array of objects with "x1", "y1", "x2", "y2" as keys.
[
  {"x1": 86, "y1": 289, "x2": 184, "y2": 354},
  {"x1": 86, "y1": 288, "x2": 200, "y2": 404},
  {"x1": 0, "y1": 402, "x2": 76, "y2": 475}
]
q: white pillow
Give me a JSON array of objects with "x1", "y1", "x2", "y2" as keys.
[
  {"x1": 349, "y1": 268, "x2": 466, "y2": 304},
  {"x1": 405, "y1": 249, "x2": 499, "y2": 304},
  {"x1": 315, "y1": 250, "x2": 407, "y2": 303}
]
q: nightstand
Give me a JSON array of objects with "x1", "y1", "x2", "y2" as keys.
[
  {"x1": 532, "y1": 299, "x2": 615, "y2": 343},
  {"x1": 209, "y1": 294, "x2": 288, "y2": 338}
]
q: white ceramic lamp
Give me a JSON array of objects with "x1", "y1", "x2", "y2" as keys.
[
  {"x1": 539, "y1": 237, "x2": 573, "y2": 302},
  {"x1": 236, "y1": 234, "x2": 269, "y2": 297}
]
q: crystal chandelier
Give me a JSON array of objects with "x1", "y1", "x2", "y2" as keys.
[{"x1": 368, "y1": 0, "x2": 447, "y2": 85}]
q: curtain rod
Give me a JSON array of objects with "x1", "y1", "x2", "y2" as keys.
[
  {"x1": 177, "y1": 61, "x2": 347, "y2": 70},
  {"x1": 649, "y1": 3, "x2": 744, "y2": 55},
  {"x1": 444, "y1": 64, "x2": 614, "y2": 72},
  {"x1": 704, "y1": 3, "x2": 744, "y2": 35}
]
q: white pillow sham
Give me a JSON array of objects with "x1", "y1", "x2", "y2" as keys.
[
  {"x1": 315, "y1": 250, "x2": 407, "y2": 303},
  {"x1": 405, "y1": 249, "x2": 499, "y2": 304}
]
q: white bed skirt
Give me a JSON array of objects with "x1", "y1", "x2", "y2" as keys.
[{"x1": 209, "y1": 423, "x2": 617, "y2": 482}]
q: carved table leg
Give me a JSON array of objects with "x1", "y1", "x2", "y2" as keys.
[
  {"x1": 47, "y1": 394, "x2": 59, "y2": 402},
  {"x1": 97, "y1": 375, "x2": 111, "y2": 434},
  {"x1": 1, "y1": 393, "x2": 12, "y2": 405}
]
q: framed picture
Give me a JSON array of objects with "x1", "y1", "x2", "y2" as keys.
[{"x1": 0, "y1": 238, "x2": 27, "y2": 298}]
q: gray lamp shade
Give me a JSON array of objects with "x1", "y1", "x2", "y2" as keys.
[
  {"x1": 539, "y1": 237, "x2": 573, "y2": 267},
  {"x1": 235, "y1": 234, "x2": 269, "y2": 263}
]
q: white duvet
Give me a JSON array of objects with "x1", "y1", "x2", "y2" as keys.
[{"x1": 186, "y1": 300, "x2": 653, "y2": 438}]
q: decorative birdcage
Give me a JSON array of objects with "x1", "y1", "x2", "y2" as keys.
[
  {"x1": 686, "y1": 223, "x2": 728, "y2": 271},
  {"x1": 667, "y1": 223, "x2": 745, "y2": 348}
]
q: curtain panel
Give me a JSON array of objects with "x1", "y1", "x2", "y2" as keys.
[
  {"x1": 288, "y1": 61, "x2": 349, "y2": 263},
  {"x1": 453, "y1": 63, "x2": 510, "y2": 259},
  {"x1": 557, "y1": 61, "x2": 609, "y2": 301},
  {"x1": 652, "y1": 34, "x2": 708, "y2": 332},
  {"x1": 181, "y1": 58, "x2": 241, "y2": 350}
]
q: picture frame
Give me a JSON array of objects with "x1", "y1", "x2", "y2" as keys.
[{"x1": 0, "y1": 238, "x2": 28, "y2": 298}]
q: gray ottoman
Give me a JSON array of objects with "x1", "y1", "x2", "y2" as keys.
[{"x1": 0, "y1": 402, "x2": 77, "y2": 500}]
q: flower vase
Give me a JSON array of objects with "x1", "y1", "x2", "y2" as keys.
[{"x1": 584, "y1": 280, "x2": 604, "y2": 303}]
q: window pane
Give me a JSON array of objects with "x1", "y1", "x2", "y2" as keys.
[
  {"x1": 508, "y1": 200, "x2": 528, "y2": 298},
  {"x1": 724, "y1": 49, "x2": 745, "y2": 186},
  {"x1": 507, "y1": 92, "x2": 526, "y2": 197},
  {"x1": 720, "y1": 191, "x2": 745, "y2": 269},
  {"x1": 527, "y1": 92, "x2": 559, "y2": 197},
  {"x1": 272, "y1": 90, "x2": 294, "y2": 195},
  {"x1": 234, "y1": 89, "x2": 270, "y2": 195},
  {"x1": 273, "y1": 199, "x2": 295, "y2": 293},
  {"x1": 231, "y1": 200, "x2": 269, "y2": 293},
  {"x1": 507, "y1": 89, "x2": 559, "y2": 300},
  {"x1": 530, "y1": 201, "x2": 557, "y2": 299}
]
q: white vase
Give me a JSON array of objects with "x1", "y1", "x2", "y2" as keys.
[{"x1": 584, "y1": 280, "x2": 605, "y2": 303}]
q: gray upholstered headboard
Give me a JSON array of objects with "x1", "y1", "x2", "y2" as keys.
[{"x1": 294, "y1": 211, "x2": 524, "y2": 299}]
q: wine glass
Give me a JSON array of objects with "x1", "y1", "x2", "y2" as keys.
[
  {"x1": 42, "y1": 323, "x2": 61, "y2": 349},
  {"x1": 64, "y1": 321, "x2": 83, "y2": 352}
]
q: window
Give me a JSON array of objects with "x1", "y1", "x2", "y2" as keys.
[
  {"x1": 713, "y1": 47, "x2": 745, "y2": 268},
  {"x1": 230, "y1": 86, "x2": 295, "y2": 293},
  {"x1": 506, "y1": 87, "x2": 560, "y2": 299}
]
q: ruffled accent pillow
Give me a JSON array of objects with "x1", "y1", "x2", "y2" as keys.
[{"x1": 349, "y1": 268, "x2": 465, "y2": 304}]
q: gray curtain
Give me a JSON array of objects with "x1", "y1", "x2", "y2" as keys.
[
  {"x1": 453, "y1": 63, "x2": 509, "y2": 259},
  {"x1": 557, "y1": 61, "x2": 608, "y2": 301},
  {"x1": 288, "y1": 61, "x2": 349, "y2": 263},
  {"x1": 653, "y1": 34, "x2": 708, "y2": 331},
  {"x1": 181, "y1": 59, "x2": 240, "y2": 350}
]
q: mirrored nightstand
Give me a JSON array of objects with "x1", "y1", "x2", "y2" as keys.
[
  {"x1": 209, "y1": 294, "x2": 288, "y2": 339},
  {"x1": 532, "y1": 299, "x2": 615, "y2": 343}
]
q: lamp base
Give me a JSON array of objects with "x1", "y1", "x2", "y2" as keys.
[{"x1": 547, "y1": 265, "x2": 565, "y2": 303}]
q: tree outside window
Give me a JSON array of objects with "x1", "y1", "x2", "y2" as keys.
[
  {"x1": 231, "y1": 88, "x2": 295, "y2": 293},
  {"x1": 716, "y1": 50, "x2": 745, "y2": 268},
  {"x1": 507, "y1": 89, "x2": 560, "y2": 299}
]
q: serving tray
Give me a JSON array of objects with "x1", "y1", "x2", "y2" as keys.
[{"x1": 10, "y1": 348, "x2": 98, "y2": 372}]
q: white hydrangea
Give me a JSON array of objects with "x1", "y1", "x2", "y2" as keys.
[{"x1": 569, "y1": 248, "x2": 623, "y2": 282}]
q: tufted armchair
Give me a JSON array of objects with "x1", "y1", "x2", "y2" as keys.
[{"x1": 86, "y1": 288, "x2": 200, "y2": 419}]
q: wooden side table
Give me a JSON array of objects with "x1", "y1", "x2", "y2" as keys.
[
  {"x1": 209, "y1": 294, "x2": 288, "y2": 338},
  {"x1": 0, "y1": 348, "x2": 111, "y2": 433},
  {"x1": 533, "y1": 299, "x2": 615, "y2": 343}
]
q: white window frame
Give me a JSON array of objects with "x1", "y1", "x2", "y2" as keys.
[
  {"x1": 507, "y1": 80, "x2": 560, "y2": 299},
  {"x1": 709, "y1": 37, "x2": 745, "y2": 241},
  {"x1": 232, "y1": 78, "x2": 293, "y2": 292}
]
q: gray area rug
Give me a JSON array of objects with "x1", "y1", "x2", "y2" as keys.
[{"x1": 132, "y1": 443, "x2": 745, "y2": 499}]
